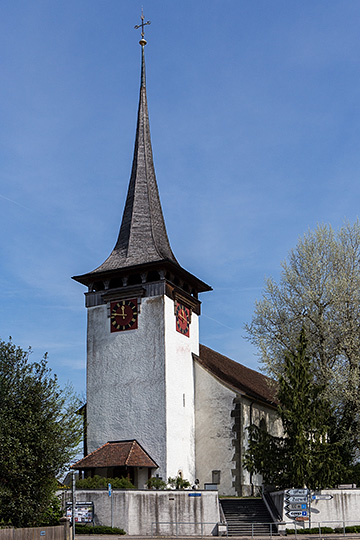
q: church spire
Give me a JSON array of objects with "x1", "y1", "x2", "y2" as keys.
[
  {"x1": 86, "y1": 27, "x2": 178, "y2": 275},
  {"x1": 73, "y1": 22, "x2": 211, "y2": 296}
]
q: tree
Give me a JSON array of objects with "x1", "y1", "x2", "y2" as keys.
[
  {"x1": 245, "y1": 221, "x2": 360, "y2": 469},
  {"x1": 244, "y1": 330, "x2": 343, "y2": 489},
  {"x1": 0, "y1": 338, "x2": 83, "y2": 527}
]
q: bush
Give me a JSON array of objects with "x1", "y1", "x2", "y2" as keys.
[
  {"x1": 75, "y1": 524, "x2": 125, "y2": 535},
  {"x1": 146, "y1": 477, "x2": 167, "y2": 490},
  {"x1": 167, "y1": 475, "x2": 191, "y2": 489},
  {"x1": 345, "y1": 526, "x2": 360, "y2": 533},
  {"x1": 286, "y1": 527, "x2": 334, "y2": 535},
  {"x1": 76, "y1": 475, "x2": 135, "y2": 489}
]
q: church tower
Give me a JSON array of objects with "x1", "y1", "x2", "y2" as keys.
[{"x1": 73, "y1": 28, "x2": 211, "y2": 483}]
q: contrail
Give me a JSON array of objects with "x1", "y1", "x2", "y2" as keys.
[{"x1": 0, "y1": 193, "x2": 29, "y2": 210}]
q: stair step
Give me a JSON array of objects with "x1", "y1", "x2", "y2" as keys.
[{"x1": 220, "y1": 498, "x2": 277, "y2": 537}]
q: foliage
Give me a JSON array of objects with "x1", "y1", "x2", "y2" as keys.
[
  {"x1": 167, "y1": 475, "x2": 191, "y2": 489},
  {"x1": 245, "y1": 222, "x2": 360, "y2": 468},
  {"x1": 76, "y1": 475, "x2": 135, "y2": 489},
  {"x1": 244, "y1": 330, "x2": 343, "y2": 489},
  {"x1": 75, "y1": 524, "x2": 126, "y2": 535},
  {"x1": 0, "y1": 338, "x2": 83, "y2": 528},
  {"x1": 146, "y1": 476, "x2": 167, "y2": 489},
  {"x1": 37, "y1": 494, "x2": 64, "y2": 526},
  {"x1": 286, "y1": 527, "x2": 335, "y2": 535}
]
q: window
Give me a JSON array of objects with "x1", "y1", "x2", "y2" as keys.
[{"x1": 212, "y1": 470, "x2": 221, "y2": 484}]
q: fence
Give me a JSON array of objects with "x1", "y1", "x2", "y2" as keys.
[
  {"x1": 291, "y1": 520, "x2": 360, "y2": 537},
  {"x1": 151, "y1": 521, "x2": 220, "y2": 537},
  {"x1": 0, "y1": 523, "x2": 70, "y2": 540}
]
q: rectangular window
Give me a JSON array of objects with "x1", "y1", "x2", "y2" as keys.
[{"x1": 212, "y1": 470, "x2": 221, "y2": 484}]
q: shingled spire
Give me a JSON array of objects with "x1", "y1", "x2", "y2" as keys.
[
  {"x1": 73, "y1": 33, "x2": 211, "y2": 297},
  {"x1": 95, "y1": 40, "x2": 177, "y2": 273}
]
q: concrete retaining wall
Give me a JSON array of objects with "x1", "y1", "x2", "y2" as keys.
[
  {"x1": 271, "y1": 489, "x2": 360, "y2": 530},
  {"x1": 61, "y1": 489, "x2": 220, "y2": 536}
]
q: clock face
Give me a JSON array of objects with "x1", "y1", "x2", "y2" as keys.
[
  {"x1": 175, "y1": 302, "x2": 190, "y2": 337},
  {"x1": 110, "y1": 299, "x2": 138, "y2": 332}
]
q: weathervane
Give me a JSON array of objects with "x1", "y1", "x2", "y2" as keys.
[{"x1": 134, "y1": 9, "x2": 151, "y2": 43}]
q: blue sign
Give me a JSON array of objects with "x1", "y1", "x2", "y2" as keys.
[
  {"x1": 302, "y1": 511, "x2": 307, "y2": 516},
  {"x1": 301, "y1": 504, "x2": 307, "y2": 509},
  {"x1": 108, "y1": 483, "x2": 112, "y2": 497},
  {"x1": 188, "y1": 493, "x2": 201, "y2": 497}
]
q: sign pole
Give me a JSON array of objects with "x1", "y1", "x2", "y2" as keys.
[
  {"x1": 71, "y1": 471, "x2": 76, "y2": 540},
  {"x1": 108, "y1": 483, "x2": 113, "y2": 528}
]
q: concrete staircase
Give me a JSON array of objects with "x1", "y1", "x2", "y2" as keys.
[{"x1": 220, "y1": 498, "x2": 278, "y2": 536}]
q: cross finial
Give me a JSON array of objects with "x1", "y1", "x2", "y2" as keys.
[{"x1": 134, "y1": 9, "x2": 151, "y2": 44}]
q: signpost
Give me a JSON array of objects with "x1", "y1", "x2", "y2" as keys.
[
  {"x1": 108, "y1": 483, "x2": 113, "y2": 528},
  {"x1": 285, "y1": 489, "x2": 333, "y2": 529},
  {"x1": 285, "y1": 489, "x2": 310, "y2": 523}
]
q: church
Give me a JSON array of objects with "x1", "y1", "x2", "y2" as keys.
[{"x1": 72, "y1": 27, "x2": 281, "y2": 497}]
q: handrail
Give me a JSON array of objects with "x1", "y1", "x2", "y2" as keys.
[{"x1": 263, "y1": 491, "x2": 283, "y2": 522}]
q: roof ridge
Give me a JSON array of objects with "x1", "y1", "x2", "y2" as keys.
[
  {"x1": 71, "y1": 440, "x2": 109, "y2": 468},
  {"x1": 199, "y1": 344, "x2": 272, "y2": 381},
  {"x1": 196, "y1": 345, "x2": 277, "y2": 406},
  {"x1": 125, "y1": 440, "x2": 136, "y2": 466}
]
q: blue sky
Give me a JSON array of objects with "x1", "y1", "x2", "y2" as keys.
[{"x1": 1, "y1": 1, "x2": 360, "y2": 396}]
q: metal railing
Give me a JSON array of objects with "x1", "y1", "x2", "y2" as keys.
[
  {"x1": 291, "y1": 520, "x2": 360, "y2": 537},
  {"x1": 150, "y1": 520, "x2": 220, "y2": 537},
  {"x1": 225, "y1": 521, "x2": 283, "y2": 538}
]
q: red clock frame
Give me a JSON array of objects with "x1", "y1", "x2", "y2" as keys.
[{"x1": 175, "y1": 302, "x2": 191, "y2": 337}]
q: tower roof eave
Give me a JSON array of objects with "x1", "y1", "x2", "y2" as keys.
[{"x1": 72, "y1": 258, "x2": 212, "y2": 293}]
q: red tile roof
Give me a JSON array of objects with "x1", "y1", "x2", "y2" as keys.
[
  {"x1": 194, "y1": 344, "x2": 277, "y2": 406},
  {"x1": 72, "y1": 440, "x2": 158, "y2": 470}
]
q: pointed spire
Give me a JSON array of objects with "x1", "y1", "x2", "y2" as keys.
[
  {"x1": 85, "y1": 35, "x2": 178, "y2": 275},
  {"x1": 73, "y1": 24, "x2": 212, "y2": 296}
]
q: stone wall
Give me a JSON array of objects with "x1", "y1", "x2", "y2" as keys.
[
  {"x1": 62, "y1": 489, "x2": 220, "y2": 536},
  {"x1": 271, "y1": 489, "x2": 360, "y2": 530}
]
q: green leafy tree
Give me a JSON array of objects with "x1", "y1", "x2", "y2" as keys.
[
  {"x1": 245, "y1": 222, "x2": 360, "y2": 469},
  {"x1": 0, "y1": 338, "x2": 83, "y2": 527},
  {"x1": 244, "y1": 330, "x2": 343, "y2": 489}
]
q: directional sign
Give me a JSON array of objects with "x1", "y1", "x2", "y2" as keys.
[
  {"x1": 286, "y1": 511, "x2": 303, "y2": 518},
  {"x1": 286, "y1": 503, "x2": 307, "y2": 511},
  {"x1": 286, "y1": 496, "x2": 308, "y2": 503},
  {"x1": 286, "y1": 510, "x2": 308, "y2": 518},
  {"x1": 312, "y1": 495, "x2": 333, "y2": 500},
  {"x1": 286, "y1": 489, "x2": 309, "y2": 496}
]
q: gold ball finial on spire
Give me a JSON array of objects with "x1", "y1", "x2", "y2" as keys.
[{"x1": 134, "y1": 9, "x2": 151, "y2": 46}]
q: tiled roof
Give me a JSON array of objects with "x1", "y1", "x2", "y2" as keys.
[
  {"x1": 71, "y1": 440, "x2": 158, "y2": 470},
  {"x1": 194, "y1": 344, "x2": 277, "y2": 406}
]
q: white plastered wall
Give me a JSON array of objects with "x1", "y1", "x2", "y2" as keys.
[
  {"x1": 194, "y1": 361, "x2": 237, "y2": 495},
  {"x1": 86, "y1": 295, "x2": 167, "y2": 478},
  {"x1": 164, "y1": 295, "x2": 199, "y2": 483}
]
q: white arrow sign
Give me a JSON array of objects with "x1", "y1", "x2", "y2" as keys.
[
  {"x1": 286, "y1": 496, "x2": 308, "y2": 503},
  {"x1": 286, "y1": 489, "x2": 309, "y2": 496},
  {"x1": 312, "y1": 495, "x2": 333, "y2": 500},
  {"x1": 286, "y1": 511, "x2": 307, "y2": 518}
]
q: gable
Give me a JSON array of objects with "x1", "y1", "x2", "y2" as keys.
[{"x1": 72, "y1": 440, "x2": 158, "y2": 470}]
